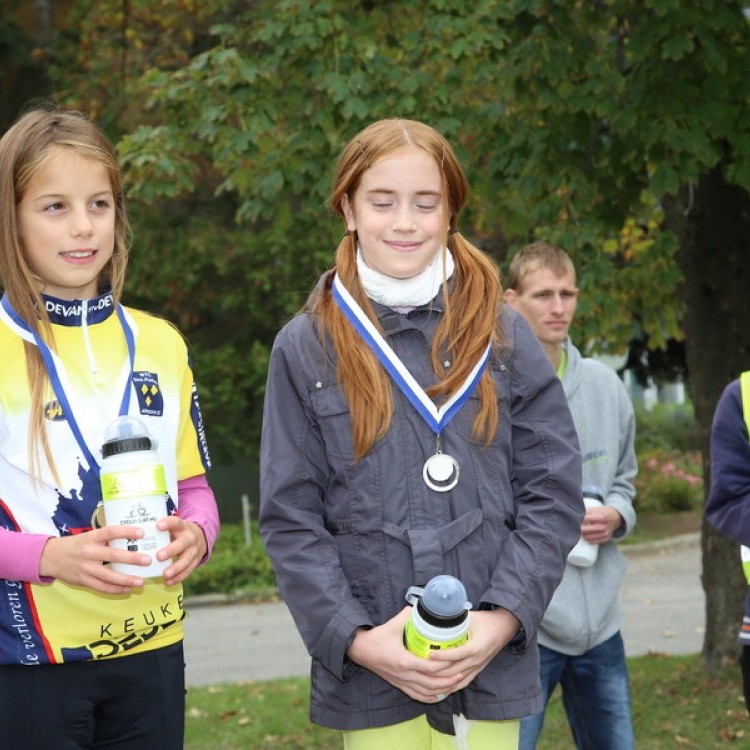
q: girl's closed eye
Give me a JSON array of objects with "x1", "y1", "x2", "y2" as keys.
[{"x1": 43, "y1": 201, "x2": 66, "y2": 213}]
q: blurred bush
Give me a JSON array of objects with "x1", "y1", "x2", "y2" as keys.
[
  {"x1": 183, "y1": 522, "x2": 277, "y2": 598},
  {"x1": 634, "y1": 402, "x2": 702, "y2": 454},
  {"x1": 634, "y1": 448, "x2": 703, "y2": 514},
  {"x1": 633, "y1": 401, "x2": 704, "y2": 514}
]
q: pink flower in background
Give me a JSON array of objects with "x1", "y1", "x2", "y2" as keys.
[{"x1": 642, "y1": 452, "x2": 702, "y2": 488}]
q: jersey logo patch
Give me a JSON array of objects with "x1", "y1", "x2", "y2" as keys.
[
  {"x1": 132, "y1": 371, "x2": 164, "y2": 417},
  {"x1": 44, "y1": 400, "x2": 66, "y2": 421}
]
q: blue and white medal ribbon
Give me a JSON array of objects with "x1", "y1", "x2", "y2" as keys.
[
  {"x1": 0, "y1": 293, "x2": 136, "y2": 476},
  {"x1": 332, "y1": 274, "x2": 492, "y2": 492}
]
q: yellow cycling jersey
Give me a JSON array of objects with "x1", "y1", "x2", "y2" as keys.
[{"x1": 0, "y1": 291, "x2": 210, "y2": 664}]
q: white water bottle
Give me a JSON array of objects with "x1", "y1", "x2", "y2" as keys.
[
  {"x1": 404, "y1": 574, "x2": 472, "y2": 659},
  {"x1": 567, "y1": 485, "x2": 604, "y2": 568},
  {"x1": 99, "y1": 416, "x2": 172, "y2": 578}
]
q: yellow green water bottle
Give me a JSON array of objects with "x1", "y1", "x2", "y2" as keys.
[
  {"x1": 100, "y1": 415, "x2": 172, "y2": 578},
  {"x1": 404, "y1": 574, "x2": 472, "y2": 659}
]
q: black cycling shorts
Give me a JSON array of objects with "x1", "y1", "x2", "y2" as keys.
[{"x1": 0, "y1": 641, "x2": 185, "y2": 749}]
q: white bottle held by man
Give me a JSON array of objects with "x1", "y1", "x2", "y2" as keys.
[{"x1": 567, "y1": 485, "x2": 605, "y2": 567}]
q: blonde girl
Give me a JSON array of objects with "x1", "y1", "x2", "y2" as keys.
[{"x1": 0, "y1": 106, "x2": 219, "y2": 749}]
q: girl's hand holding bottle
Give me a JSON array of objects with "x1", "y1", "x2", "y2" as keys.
[
  {"x1": 347, "y1": 607, "x2": 466, "y2": 703},
  {"x1": 346, "y1": 606, "x2": 521, "y2": 703},
  {"x1": 39, "y1": 525, "x2": 150, "y2": 594},
  {"x1": 155, "y1": 514, "x2": 208, "y2": 586},
  {"x1": 38, "y1": 516, "x2": 207, "y2": 593},
  {"x1": 426, "y1": 609, "x2": 521, "y2": 696}
]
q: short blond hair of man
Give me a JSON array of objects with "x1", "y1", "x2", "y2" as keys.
[{"x1": 506, "y1": 241, "x2": 576, "y2": 292}]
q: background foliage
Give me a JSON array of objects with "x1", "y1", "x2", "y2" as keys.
[{"x1": 5, "y1": 0, "x2": 750, "y2": 665}]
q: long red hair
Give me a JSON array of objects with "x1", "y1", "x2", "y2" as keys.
[{"x1": 316, "y1": 119, "x2": 504, "y2": 459}]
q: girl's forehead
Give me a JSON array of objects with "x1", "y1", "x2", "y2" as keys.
[
  {"x1": 24, "y1": 148, "x2": 111, "y2": 195},
  {"x1": 32, "y1": 146, "x2": 109, "y2": 182},
  {"x1": 358, "y1": 147, "x2": 441, "y2": 192}
]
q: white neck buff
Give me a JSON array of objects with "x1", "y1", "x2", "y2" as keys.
[{"x1": 356, "y1": 245, "x2": 455, "y2": 308}]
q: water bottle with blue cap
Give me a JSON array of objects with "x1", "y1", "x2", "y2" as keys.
[{"x1": 404, "y1": 574, "x2": 472, "y2": 659}]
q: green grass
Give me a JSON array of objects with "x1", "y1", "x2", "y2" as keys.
[{"x1": 185, "y1": 654, "x2": 747, "y2": 749}]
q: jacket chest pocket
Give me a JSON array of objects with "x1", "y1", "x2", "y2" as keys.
[{"x1": 311, "y1": 384, "x2": 356, "y2": 460}]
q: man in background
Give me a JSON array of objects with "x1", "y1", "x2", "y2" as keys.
[{"x1": 504, "y1": 241, "x2": 638, "y2": 750}]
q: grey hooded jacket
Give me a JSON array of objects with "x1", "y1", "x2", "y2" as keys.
[
  {"x1": 259, "y1": 277, "x2": 583, "y2": 731},
  {"x1": 537, "y1": 338, "x2": 637, "y2": 655}
]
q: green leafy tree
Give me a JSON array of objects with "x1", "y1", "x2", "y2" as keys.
[
  {"x1": 47, "y1": 0, "x2": 271, "y2": 461},
  {"x1": 115, "y1": 0, "x2": 503, "y2": 461},
  {"x1": 467, "y1": 0, "x2": 750, "y2": 670},
  {"x1": 42, "y1": 0, "x2": 750, "y2": 665},
  {"x1": 1, "y1": 0, "x2": 59, "y2": 132}
]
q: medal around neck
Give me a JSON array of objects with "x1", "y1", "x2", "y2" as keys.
[
  {"x1": 423, "y1": 452, "x2": 460, "y2": 492},
  {"x1": 331, "y1": 274, "x2": 491, "y2": 495}
]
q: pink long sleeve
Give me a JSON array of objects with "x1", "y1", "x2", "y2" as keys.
[
  {"x1": 177, "y1": 474, "x2": 220, "y2": 565},
  {"x1": 0, "y1": 476, "x2": 218, "y2": 583},
  {"x1": 0, "y1": 528, "x2": 54, "y2": 583}
]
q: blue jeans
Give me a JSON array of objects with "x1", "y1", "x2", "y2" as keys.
[{"x1": 519, "y1": 632, "x2": 634, "y2": 750}]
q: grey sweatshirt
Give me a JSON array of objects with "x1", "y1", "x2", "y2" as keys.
[{"x1": 537, "y1": 338, "x2": 638, "y2": 655}]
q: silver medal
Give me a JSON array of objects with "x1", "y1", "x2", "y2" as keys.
[
  {"x1": 423, "y1": 452, "x2": 460, "y2": 492},
  {"x1": 91, "y1": 503, "x2": 111, "y2": 568},
  {"x1": 91, "y1": 501, "x2": 105, "y2": 529}
]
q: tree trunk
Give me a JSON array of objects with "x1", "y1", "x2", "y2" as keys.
[
  {"x1": 33, "y1": 0, "x2": 53, "y2": 48},
  {"x1": 663, "y1": 163, "x2": 750, "y2": 671}
]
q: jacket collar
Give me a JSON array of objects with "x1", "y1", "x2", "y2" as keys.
[{"x1": 373, "y1": 292, "x2": 445, "y2": 336}]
